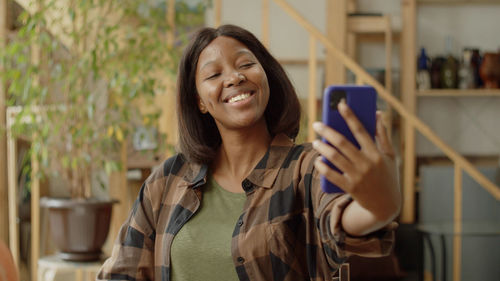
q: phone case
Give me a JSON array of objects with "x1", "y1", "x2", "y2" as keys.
[{"x1": 320, "y1": 85, "x2": 377, "y2": 193}]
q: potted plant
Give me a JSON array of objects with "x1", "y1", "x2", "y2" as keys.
[{"x1": 1, "y1": 0, "x2": 206, "y2": 261}]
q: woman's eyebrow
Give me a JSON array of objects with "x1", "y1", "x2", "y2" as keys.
[
  {"x1": 199, "y1": 49, "x2": 254, "y2": 71},
  {"x1": 199, "y1": 60, "x2": 216, "y2": 72},
  {"x1": 236, "y1": 49, "x2": 254, "y2": 58}
]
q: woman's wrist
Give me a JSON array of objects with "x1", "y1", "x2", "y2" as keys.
[{"x1": 337, "y1": 200, "x2": 396, "y2": 237}]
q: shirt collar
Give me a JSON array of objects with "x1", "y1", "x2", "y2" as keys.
[
  {"x1": 181, "y1": 133, "x2": 295, "y2": 190},
  {"x1": 246, "y1": 133, "x2": 295, "y2": 189}
]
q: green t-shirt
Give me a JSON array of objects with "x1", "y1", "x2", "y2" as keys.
[{"x1": 170, "y1": 175, "x2": 246, "y2": 281}]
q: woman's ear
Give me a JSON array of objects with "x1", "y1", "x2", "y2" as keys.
[{"x1": 198, "y1": 98, "x2": 208, "y2": 114}]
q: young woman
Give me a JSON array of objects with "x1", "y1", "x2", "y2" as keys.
[{"x1": 97, "y1": 24, "x2": 400, "y2": 281}]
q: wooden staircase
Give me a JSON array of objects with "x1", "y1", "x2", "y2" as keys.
[{"x1": 212, "y1": 1, "x2": 500, "y2": 280}]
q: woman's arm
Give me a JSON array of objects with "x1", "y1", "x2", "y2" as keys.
[{"x1": 312, "y1": 101, "x2": 401, "y2": 237}]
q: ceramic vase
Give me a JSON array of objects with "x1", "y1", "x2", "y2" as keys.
[{"x1": 479, "y1": 52, "x2": 500, "y2": 89}]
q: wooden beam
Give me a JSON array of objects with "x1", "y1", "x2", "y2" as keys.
[
  {"x1": 384, "y1": 16, "x2": 392, "y2": 95},
  {"x1": 357, "y1": 32, "x2": 401, "y2": 43},
  {"x1": 325, "y1": 0, "x2": 346, "y2": 85},
  {"x1": 0, "y1": 0, "x2": 9, "y2": 245},
  {"x1": 417, "y1": 89, "x2": 500, "y2": 97},
  {"x1": 6, "y1": 111, "x2": 20, "y2": 270},
  {"x1": 31, "y1": 139, "x2": 40, "y2": 281},
  {"x1": 214, "y1": 0, "x2": 222, "y2": 27},
  {"x1": 400, "y1": 0, "x2": 417, "y2": 223},
  {"x1": 278, "y1": 58, "x2": 325, "y2": 66},
  {"x1": 107, "y1": 141, "x2": 128, "y2": 256},
  {"x1": 261, "y1": 0, "x2": 270, "y2": 48},
  {"x1": 31, "y1": 3, "x2": 42, "y2": 279},
  {"x1": 347, "y1": 16, "x2": 389, "y2": 33},
  {"x1": 453, "y1": 164, "x2": 462, "y2": 281},
  {"x1": 307, "y1": 35, "x2": 317, "y2": 142},
  {"x1": 384, "y1": 16, "x2": 393, "y2": 137},
  {"x1": 347, "y1": 0, "x2": 356, "y2": 13},
  {"x1": 355, "y1": 76, "x2": 364, "y2": 85}
]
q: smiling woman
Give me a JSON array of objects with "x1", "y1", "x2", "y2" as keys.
[
  {"x1": 97, "y1": 24, "x2": 400, "y2": 281},
  {"x1": 176, "y1": 25, "x2": 301, "y2": 165},
  {"x1": 194, "y1": 36, "x2": 270, "y2": 137}
]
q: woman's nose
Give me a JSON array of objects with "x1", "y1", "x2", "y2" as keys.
[{"x1": 224, "y1": 71, "x2": 246, "y2": 88}]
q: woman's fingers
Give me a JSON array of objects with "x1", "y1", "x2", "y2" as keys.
[
  {"x1": 312, "y1": 140, "x2": 355, "y2": 175},
  {"x1": 313, "y1": 157, "x2": 349, "y2": 189},
  {"x1": 337, "y1": 101, "x2": 378, "y2": 156},
  {"x1": 312, "y1": 122, "x2": 366, "y2": 164}
]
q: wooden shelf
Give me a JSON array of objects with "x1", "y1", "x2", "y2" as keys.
[
  {"x1": 278, "y1": 58, "x2": 325, "y2": 66},
  {"x1": 417, "y1": 89, "x2": 500, "y2": 97},
  {"x1": 347, "y1": 15, "x2": 390, "y2": 34},
  {"x1": 418, "y1": 0, "x2": 500, "y2": 4}
]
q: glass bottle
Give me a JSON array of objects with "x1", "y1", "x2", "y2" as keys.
[
  {"x1": 430, "y1": 57, "x2": 445, "y2": 89},
  {"x1": 470, "y1": 49, "x2": 483, "y2": 88},
  {"x1": 440, "y1": 37, "x2": 458, "y2": 89},
  {"x1": 416, "y1": 47, "x2": 431, "y2": 90},
  {"x1": 458, "y1": 48, "x2": 475, "y2": 89}
]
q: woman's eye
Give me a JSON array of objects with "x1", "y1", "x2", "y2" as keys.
[
  {"x1": 206, "y1": 73, "x2": 220, "y2": 80},
  {"x1": 240, "y1": 62, "x2": 255, "y2": 68}
]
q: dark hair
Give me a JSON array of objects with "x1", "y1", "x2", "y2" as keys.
[{"x1": 177, "y1": 24, "x2": 301, "y2": 164}]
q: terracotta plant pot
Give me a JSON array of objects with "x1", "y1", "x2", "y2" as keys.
[
  {"x1": 0, "y1": 240, "x2": 19, "y2": 281},
  {"x1": 40, "y1": 197, "x2": 118, "y2": 261},
  {"x1": 479, "y1": 52, "x2": 500, "y2": 89}
]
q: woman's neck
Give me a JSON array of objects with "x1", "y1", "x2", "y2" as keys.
[{"x1": 212, "y1": 120, "x2": 271, "y2": 190}]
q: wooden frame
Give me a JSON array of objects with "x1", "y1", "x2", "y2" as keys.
[
  {"x1": 0, "y1": 0, "x2": 9, "y2": 245},
  {"x1": 261, "y1": 0, "x2": 269, "y2": 48},
  {"x1": 401, "y1": 0, "x2": 417, "y2": 224},
  {"x1": 6, "y1": 107, "x2": 34, "y2": 279}
]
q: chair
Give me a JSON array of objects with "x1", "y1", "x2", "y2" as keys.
[{"x1": 0, "y1": 240, "x2": 19, "y2": 281}]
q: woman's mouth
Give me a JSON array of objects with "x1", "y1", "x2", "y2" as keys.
[{"x1": 226, "y1": 92, "x2": 254, "y2": 103}]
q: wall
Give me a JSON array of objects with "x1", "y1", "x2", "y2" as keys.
[
  {"x1": 205, "y1": 0, "x2": 500, "y2": 156},
  {"x1": 204, "y1": 0, "x2": 326, "y2": 100},
  {"x1": 414, "y1": 3, "x2": 500, "y2": 156}
]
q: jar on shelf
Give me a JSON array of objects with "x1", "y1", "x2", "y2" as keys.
[{"x1": 479, "y1": 52, "x2": 500, "y2": 89}]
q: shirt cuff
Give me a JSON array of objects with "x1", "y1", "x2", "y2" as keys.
[{"x1": 320, "y1": 194, "x2": 397, "y2": 258}]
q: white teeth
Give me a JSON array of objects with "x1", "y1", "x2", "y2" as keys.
[{"x1": 228, "y1": 93, "x2": 251, "y2": 103}]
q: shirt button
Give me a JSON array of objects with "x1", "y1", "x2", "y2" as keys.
[
  {"x1": 242, "y1": 180, "x2": 253, "y2": 191},
  {"x1": 237, "y1": 257, "x2": 245, "y2": 263},
  {"x1": 237, "y1": 219, "x2": 244, "y2": 226}
]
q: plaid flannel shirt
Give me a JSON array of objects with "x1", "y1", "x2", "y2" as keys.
[{"x1": 97, "y1": 134, "x2": 395, "y2": 281}]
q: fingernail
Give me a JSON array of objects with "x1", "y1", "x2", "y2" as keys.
[
  {"x1": 312, "y1": 140, "x2": 320, "y2": 148},
  {"x1": 314, "y1": 156, "x2": 323, "y2": 166},
  {"x1": 338, "y1": 99, "x2": 347, "y2": 110},
  {"x1": 313, "y1": 122, "x2": 323, "y2": 131}
]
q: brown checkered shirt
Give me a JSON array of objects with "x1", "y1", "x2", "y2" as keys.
[{"x1": 97, "y1": 134, "x2": 395, "y2": 281}]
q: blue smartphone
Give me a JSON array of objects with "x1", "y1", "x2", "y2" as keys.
[{"x1": 320, "y1": 85, "x2": 377, "y2": 193}]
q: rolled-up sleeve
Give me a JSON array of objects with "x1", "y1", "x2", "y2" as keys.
[
  {"x1": 97, "y1": 183, "x2": 156, "y2": 281},
  {"x1": 306, "y1": 153, "x2": 396, "y2": 267}
]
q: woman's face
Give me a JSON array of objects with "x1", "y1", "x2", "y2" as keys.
[{"x1": 195, "y1": 36, "x2": 270, "y2": 133}]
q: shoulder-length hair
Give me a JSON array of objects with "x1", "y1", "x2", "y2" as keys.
[{"x1": 177, "y1": 24, "x2": 301, "y2": 165}]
